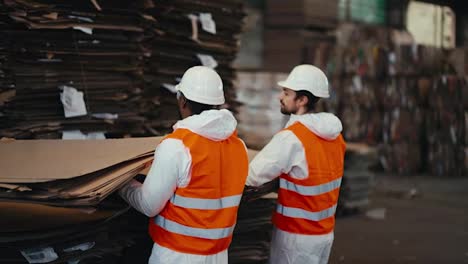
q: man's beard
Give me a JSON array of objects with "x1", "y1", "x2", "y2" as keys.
[
  {"x1": 280, "y1": 104, "x2": 296, "y2": 115},
  {"x1": 280, "y1": 107, "x2": 291, "y2": 115}
]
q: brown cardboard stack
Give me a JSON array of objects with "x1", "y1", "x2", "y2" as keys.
[
  {"x1": 0, "y1": 137, "x2": 163, "y2": 263},
  {"x1": 263, "y1": 29, "x2": 304, "y2": 72},
  {"x1": 303, "y1": 31, "x2": 336, "y2": 72},
  {"x1": 0, "y1": 1, "x2": 148, "y2": 139},
  {"x1": 263, "y1": 0, "x2": 338, "y2": 72},
  {"x1": 0, "y1": 138, "x2": 273, "y2": 263},
  {"x1": 0, "y1": 0, "x2": 246, "y2": 139},
  {"x1": 0, "y1": 207, "x2": 152, "y2": 264},
  {"x1": 141, "y1": 0, "x2": 245, "y2": 131},
  {"x1": 337, "y1": 143, "x2": 375, "y2": 215},
  {"x1": 229, "y1": 198, "x2": 276, "y2": 264},
  {"x1": 265, "y1": 0, "x2": 338, "y2": 29},
  {"x1": 230, "y1": 160, "x2": 278, "y2": 264},
  {"x1": 0, "y1": 137, "x2": 161, "y2": 226}
]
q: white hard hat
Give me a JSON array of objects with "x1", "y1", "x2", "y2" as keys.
[
  {"x1": 277, "y1": 64, "x2": 330, "y2": 98},
  {"x1": 175, "y1": 66, "x2": 225, "y2": 105}
]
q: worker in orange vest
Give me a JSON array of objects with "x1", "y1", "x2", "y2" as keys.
[
  {"x1": 246, "y1": 65, "x2": 346, "y2": 264},
  {"x1": 119, "y1": 66, "x2": 249, "y2": 264}
]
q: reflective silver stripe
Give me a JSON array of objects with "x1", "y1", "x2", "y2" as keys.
[
  {"x1": 276, "y1": 204, "x2": 337, "y2": 221},
  {"x1": 280, "y1": 177, "x2": 342, "y2": 196},
  {"x1": 155, "y1": 215, "x2": 235, "y2": 239},
  {"x1": 170, "y1": 194, "x2": 242, "y2": 210}
]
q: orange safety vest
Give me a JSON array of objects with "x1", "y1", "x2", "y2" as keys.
[
  {"x1": 149, "y1": 128, "x2": 248, "y2": 255},
  {"x1": 272, "y1": 122, "x2": 346, "y2": 235}
]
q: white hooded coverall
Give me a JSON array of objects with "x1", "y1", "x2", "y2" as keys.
[
  {"x1": 119, "y1": 109, "x2": 244, "y2": 264},
  {"x1": 247, "y1": 112, "x2": 343, "y2": 264}
]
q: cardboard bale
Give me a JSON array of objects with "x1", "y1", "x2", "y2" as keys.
[
  {"x1": 425, "y1": 75, "x2": 466, "y2": 177},
  {"x1": 0, "y1": 0, "x2": 246, "y2": 139}
]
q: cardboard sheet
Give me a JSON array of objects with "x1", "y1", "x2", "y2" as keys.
[{"x1": 0, "y1": 137, "x2": 162, "y2": 182}]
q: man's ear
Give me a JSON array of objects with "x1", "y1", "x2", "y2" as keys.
[
  {"x1": 296, "y1": 95, "x2": 309, "y2": 107},
  {"x1": 178, "y1": 94, "x2": 187, "y2": 108},
  {"x1": 181, "y1": 96, "x2": 188, "y2": 109}
]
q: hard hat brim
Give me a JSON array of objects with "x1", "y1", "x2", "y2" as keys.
[
  {"x1": 277, "y1": 81, "x2": 300, "y2": 91},
  {"x1": 277, "y1": 81, "x2": 330, "y2": 98}
]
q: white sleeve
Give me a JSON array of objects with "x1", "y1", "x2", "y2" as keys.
[
  {"x1": 246, "y1": 130, "x2": 307, "y2": 187},
  {"x1": 118, "y1": 138, "x2": 191, "y2": 217}
]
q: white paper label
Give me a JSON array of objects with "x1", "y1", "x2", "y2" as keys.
[
  {"x1": 352, "y1": 75, "x2": 363, "y2": 92},
  {"x1": 199, "y1": 13, "x2": 216, "y2": 34},
  {"x1": 86, "y1": 132, "x2": 106, "y2": 140},
  {"x1": 62, "y1": 130, "x2": 105, "y2": 140},
  {"x1": 21, "y1": 247, "x2": 59, "y2": 264},
  {"x1": 196, "y1": 54, "x2": 218, "y2": 68},
  {"x1": 441, "y1": 75, "x2": 447, "y2": 85},
  {"x1": 63, "y1": 242, "x2": 95, "y2": 253},
  {"x1": 68, "y1": 15, "x2": 93, "y2": 23},
  {"x1": 450, "y1": 126, "x2": 457, "y2": 144},
  {"x1": 73, "y1": 26, "x2": 93, "y2": 35},
  {"x1": 388, "y1": 52, "x2": 396, "y2": 63},
  {"x1": 60, "y1": 86, "x2": 87, "y2": 118},
  {"x1": 62, "y1": 130, "x2": 87, "y2": 140},
  {"x1": 91, "y1": 113, "x2": 119, "y2": 120}
]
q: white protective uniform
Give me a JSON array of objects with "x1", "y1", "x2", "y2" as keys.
[
  {"x1": 247, "y1": 112, "x2": 343, "y2": 264},
  {"x1": 119, "y1": 109, "x2": 243, "y2": 264}
]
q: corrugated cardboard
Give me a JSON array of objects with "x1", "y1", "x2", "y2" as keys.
[{"x1": 0, "y1": 137, "x2": 162, "y2": 183}]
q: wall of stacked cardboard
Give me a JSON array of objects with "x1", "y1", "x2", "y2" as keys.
[{"x1": 0, "y1": 0, "x2": 245, "y2": 139}]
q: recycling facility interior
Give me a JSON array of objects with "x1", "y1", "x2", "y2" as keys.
[{"x1": 0, "y1": 0, "x2": 467, "y2": 263}]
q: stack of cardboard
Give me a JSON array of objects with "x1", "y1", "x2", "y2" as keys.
[
  {"x1": 1, "y1": 209, "x2": 152, "y2": 264},
  {"x1": 0, "y1": 137, "x2": 161, "y2": 225},
  {"x1": 0, "y1": 137, "x2": 161, "y2": 206},
  {"x1": 337, "y1": 143, "x2": 375, "y2": 215},
  {"x1": 0, "y1": 0, "x2": 246, "y2": 139},
  {"x1": 0, "y1": 138, "x2": 277, "y2": 263},
  {"x1": 262, "y1": 29, "x2": 304, "y2": 72},
  {"x1": 262, "y1": 0, "x2": 338, "y2": 72},
  {"x1": 0, "y1": 0, "x2": 148, "y2": 139},
  {"x1": 0, "y1": 137, "x2": 164, "y2": 263},
  {"x1": 303, "y1": 31, "x2": 336, "y2": 72},
  {"x1": 141, "y1": 0, "x2": 245, "y2": 131},
  {"x1": 231, "y1": 159, "x2": 278, "y2": 264},
  {"x1": 229, "y1": 198, "x2": 276, "y2": 264},
  {"x1": 265, "y1": 0, "x2": 338, "y2": 29}
]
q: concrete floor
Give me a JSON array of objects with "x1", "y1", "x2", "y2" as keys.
[{"x1": 330, "y1": 175, "x2": 468, "y2": 264}]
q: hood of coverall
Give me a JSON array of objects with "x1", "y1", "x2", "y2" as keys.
[
  {"x1": 285, "y1": 112, "x2": 343, "y2": 140},
  {"x1": 173, "y1": 109, "x2": 237, "y2": 141}
]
